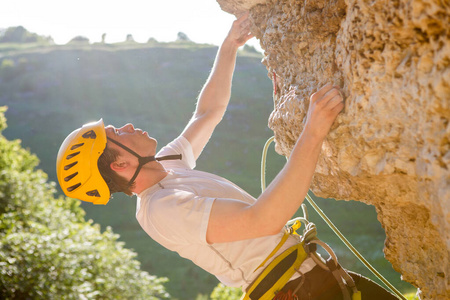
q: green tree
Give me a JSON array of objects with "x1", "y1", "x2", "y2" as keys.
[
  {"x1": 0, "y1": 106, "x2": 170, "y2": 299},
  {"x1": 126, "y1": 34, "x2": 135, "y2": 43},
  {"x1": 242, "y1": 44, "x2": 259, "y2": 54},
  {"x1": 176, "y1": 32, "x2": 191, "y2": 42},
  {"x1": 0, "y1": 26, "x2": 53, "y2": 44},
  {"x1": 68, "y1": 36, "x2": 90, "y2": 44},
  {"x1": 210, "y1": 284, "x2": 242, "y2": 300}
]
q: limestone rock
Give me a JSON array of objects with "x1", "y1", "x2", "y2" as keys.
[
  {"x1": 217, "y1": 0, "x2": 449, "y2": 299},
  {"x1": 217, "y1": 0, "x2": 267, "y2": 15}
]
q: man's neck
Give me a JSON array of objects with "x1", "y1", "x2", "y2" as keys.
[{"x1": 131, "y1": 162, "x2": 168, "y2": 195}]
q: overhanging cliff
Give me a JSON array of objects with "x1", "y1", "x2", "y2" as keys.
[{"x1": 216, "y1": 0, "x2": 450, "y2": 299}]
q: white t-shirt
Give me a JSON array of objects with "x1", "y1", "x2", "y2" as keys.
[{"x1": 136, "y1": 136, "x2": 313, "y2": 289}]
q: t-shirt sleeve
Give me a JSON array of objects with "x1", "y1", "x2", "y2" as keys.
[
  {"x1": 146, "y1": 189, "x2": 214, "y2": 245},
  {"x1": 157, "y1": 136, "x2": 196, "y2": 169}
]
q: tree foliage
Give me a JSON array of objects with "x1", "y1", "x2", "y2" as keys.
[
  {"x1": 176, "y1": 32, "x2": 191, "y2": 42},
  {"x1": 68, "y1": 36, "x2": 90, "y2": 45},
  {"x1": 0, "y1": 26, "x2": 53, "y2": 44},
  {"x1": 210, "y1": 284, "x2": 242, "y2": 300},
  {"x1": 0, "y1": 107, "x2": 169, "y2": 299}
]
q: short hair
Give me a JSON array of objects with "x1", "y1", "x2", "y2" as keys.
[{"x1": 97, "y1": 143, "x2": 135, "y2": 196}]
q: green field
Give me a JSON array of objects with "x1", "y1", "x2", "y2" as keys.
[{"x1": 0, "y1": 40, "x2": 416, "y2": 299}]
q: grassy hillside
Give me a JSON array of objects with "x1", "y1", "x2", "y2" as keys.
[{"x1": 0, "y1": 41, "x2": 414, "y2": 298}]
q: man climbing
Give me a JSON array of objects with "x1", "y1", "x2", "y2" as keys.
[{"x1": 57, "y1": 13, "x2": 397, "y2": 300}]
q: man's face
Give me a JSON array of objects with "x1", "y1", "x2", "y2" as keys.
[{"x1": 104, "y1": 123, "x2": 157, "y2": 159}]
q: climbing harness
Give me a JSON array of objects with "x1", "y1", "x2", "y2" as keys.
[
  {"x1": 243, "y1": 238, "x2": 308, "y2": 300},
  {"x1": 241, "y1": 205, "x2": 361, "y2": 300},
  {"x1": 260, "y1": 136, "x2": 407, "y2": 300}
]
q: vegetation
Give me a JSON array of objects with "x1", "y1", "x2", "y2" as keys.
[
  {"x1": 0, "y1": 26, "x2": 53, "y2": 44},
  {"x1": 68, "y1": 36, "x2": 90, "y2": 44},
  {"x1": 0, "y1": 26, "x2": 416, "y2": 299},
  {"x1": 404, "y1": 292, "x2": 420, "y2": 300},
  {"x1": 0, "y1": 107, "x2": 170, "y2": 299},
  {"x1": 210, "y1": 284, "x2": 242, "y2": 300}
]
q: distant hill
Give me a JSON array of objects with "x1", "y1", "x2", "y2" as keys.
[{"x1": 0, "y1": 41, "x2": 409, "y2": 299}]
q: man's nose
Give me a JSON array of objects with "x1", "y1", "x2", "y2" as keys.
[{"x1": 119, "y1": 123, "x2": 135, "y2": 133}]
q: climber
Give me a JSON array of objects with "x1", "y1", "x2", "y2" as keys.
[{"x1": 56, "y1": 13, "x2": 397, "y2": 300}]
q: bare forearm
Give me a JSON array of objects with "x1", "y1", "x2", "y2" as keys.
[
  {"x1": 207, "y1": 132, "x2": 324, "y2": 243},
  {"x1": 250, "y1": 85, "x2": 344, "y2": 235},
  {"x1": 195, "y1": 39, "x2": 239, "y2": 118},
  {"x1": 252, "y1": 132, "x2": 324, "y2": 233},
  {"x1": 180, "y1": 14, "x2": 253, "y2": 159},
  {"x1": 206, "y1": 84, "x2": 344, "y2": 244},
  {"x1": 195, "y1": 13, "x2": 253, "y2": 118}
]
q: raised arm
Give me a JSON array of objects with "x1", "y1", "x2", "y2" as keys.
[
  {"x1": 181, "y1": 13, "x2": 254, "y2": 159},
  {"x1": 207, "y1": 84, "x2": 345, "y2": 243}
]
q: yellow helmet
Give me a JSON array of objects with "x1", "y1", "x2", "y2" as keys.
[{"x1": 56, "y1": 119, "x2": 110, "y2": 205}]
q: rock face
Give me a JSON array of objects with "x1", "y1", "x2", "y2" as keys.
[{"x1": 217, "y1": 0, "x2": 449, "y2": 299}]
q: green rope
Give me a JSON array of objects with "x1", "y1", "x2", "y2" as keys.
[
  {"x1": 260, "y1": 136, "x2": 275, "y2": 193},
  {"x1": 260, "y1": 136, "x2": 407, "y2": 300}
]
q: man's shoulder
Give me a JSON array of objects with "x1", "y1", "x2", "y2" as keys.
[
  {"x1": 139, "y1": 187, "x2": 202, "y2": 220},
  {"x1": 158, "y1": 136, "x2": 196, "y2": 169},
  {"x1": 137, "y1": 187, "x2": 177, "y2": 218},
  {"x1": 140, "y1": 185, "x2": 193, "y2": 204},
  {"x1": 158, "y1": 136, "x2": 187, "y2": 155}
]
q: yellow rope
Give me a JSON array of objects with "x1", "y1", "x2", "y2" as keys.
[{"x1": 260, "y1": 136, "x2": 407, "y2": 300}]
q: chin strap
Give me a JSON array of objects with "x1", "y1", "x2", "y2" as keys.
[{"x1": 107, "y1": 137, "x2": 182, "y2": 186}]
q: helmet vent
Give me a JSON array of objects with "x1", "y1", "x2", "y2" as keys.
[
  {"x1": 64, "y1": 172, "x2": 78, "y2": 182},
  {"x1": 86, "y1": 190, "x2": 100, "y2": 197},
  {"x1": 67, "y1": 183, "x2": 81, "y2": 192},
  {"x1": 66, "y1": 151, "x2": 80, "y2": 160},
  {"x1": 64, "y1": 161, "x2": 78, "y2": 170},
  {"x1": 82, "y1": 130, "x2": 97, "y2": 139},
  {"x1": 70, "y1": 143, "x2": 84, "y2": 150}
]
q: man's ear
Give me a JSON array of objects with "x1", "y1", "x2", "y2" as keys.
[{"x1": 110, "y1": 160, "x2": 129, "y2": 172}]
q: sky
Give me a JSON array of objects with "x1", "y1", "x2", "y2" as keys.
[{"x1": 0, "y1": 0, "x2": 261, "y2": 49}]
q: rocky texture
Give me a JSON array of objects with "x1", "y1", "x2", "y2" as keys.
[{"x1": 217, "y1": 0, "x2": 449, "y2": 299}]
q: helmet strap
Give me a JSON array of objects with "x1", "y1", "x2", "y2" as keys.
[{"x1": 107, "y1": 137, "x2": 181, "y2": 186}]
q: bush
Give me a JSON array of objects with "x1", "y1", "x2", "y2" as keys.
[
  {"x1": 210, "y1": 283, "x2": 242, "y2": 300},
  {"x1": 0, "y1": 106, "x2": 169, "y2": 299},
  {"x1": 0, "y1": 59, "x2": 15, "y2": 81}
]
